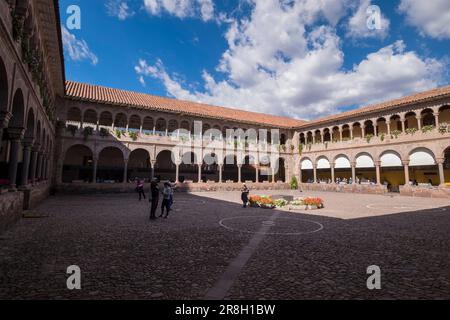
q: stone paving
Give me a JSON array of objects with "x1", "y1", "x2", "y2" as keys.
[{"x1": 1, "y1": 190, "x2": 450, "y2": 299}]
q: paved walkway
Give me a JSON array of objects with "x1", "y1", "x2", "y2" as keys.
[{"x1": 1, "y1": 190, "x2": 450, "y2": 299}]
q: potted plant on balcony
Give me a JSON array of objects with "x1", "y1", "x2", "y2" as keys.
[
  {"x1": 83, "y1": 127, "x2": 94, "y2": 141},
  {"x1": 99, "y1": 128, "x2": 109, "y2": 137},
  {"x1": 439, "y1": 123, "x2": 448, "y2": 134},
  {"x1": 422, "y1": 125, "x2": 434, "y2": 133},
  {"x1": 366, "y1": 134, "x2": 374, "y2": 143},
  {"x1": 67, "y1": 125, "x2": 78, "y2": 136},
  {"x1": 391, "y1": 130, "x2": 401, "y2": 139},
  {"x1": 129, "y1": 131, "x2": 139, "y2": 141}
]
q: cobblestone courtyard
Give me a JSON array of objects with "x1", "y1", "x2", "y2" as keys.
[{"x1": 1, "y1": 190, "x2": 450, "y2": 300}]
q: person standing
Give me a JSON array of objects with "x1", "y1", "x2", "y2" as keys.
[
  {"x1": 149, "y1": 179, "x2": 159, "y2": 220},
  {"x1": 241, "y1": 183, "x2": 249, "y2": 208},
  {"x1": 160, "y1": 182, "x2": 173, "y2": 218},
  {"x1": 136, "y1": 178, "x2": 146, "y2": 201}
]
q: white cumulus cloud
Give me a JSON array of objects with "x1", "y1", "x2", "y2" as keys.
[
  {"x1": 61, "y1": 26, "x2": 98, "y2": 65},
  {"x1": 143, "y1": 0, "x2": 215, "y2": 22},
  {"x1": 399, "y1": 0, "x2": 450, "y2": 39},
  {"x1": 106, "y1": 0, "x2": 135, "y2": 20},
  {"x1": 135, "y1": 0, "x2": 445, "y2": 120}
]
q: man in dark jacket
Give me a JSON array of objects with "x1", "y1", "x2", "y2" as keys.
[{"x1": 149, "y1": 179, "x2": 159, "y2": 220}]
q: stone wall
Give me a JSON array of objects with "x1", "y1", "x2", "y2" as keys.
[
  {"x1": 400, "y1": 185, "x2": 450, "y2": 198},
  {"x1": 56, "y1": 182, "x2": 291, "y2": 194},
  {"x1": 300, "y1": 183, "x2": 388, "y2": 195},
  {"x1": 0, "y1": 191, "x2": 24, "y2": 233}
]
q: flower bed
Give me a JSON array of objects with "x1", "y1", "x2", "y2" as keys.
[{"x1": 249, "y1": 195, "x2": 324, "y2": 210}]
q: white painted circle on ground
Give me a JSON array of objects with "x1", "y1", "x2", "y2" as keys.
[{"x1": 219, "y1": 216, "x2": 324, "y2": 236}]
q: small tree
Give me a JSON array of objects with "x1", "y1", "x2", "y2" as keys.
[{"x1": 290, "y1": 176, "x2": 298, "y2": 190}]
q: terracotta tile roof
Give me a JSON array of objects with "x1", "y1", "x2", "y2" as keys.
[
  {"x1": 65, "y1": 81, "x2": 307, "y2": 128},
  {"x1": 298, "y1": 85, "x2": 450, "y2": 129}
]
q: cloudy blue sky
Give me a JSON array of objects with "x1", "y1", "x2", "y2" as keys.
[{"x1": 60, "y1": 0, "x2": 450, "y2": 120}]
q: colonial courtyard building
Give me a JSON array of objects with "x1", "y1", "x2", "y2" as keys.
[{"x1": 1, "y1": 0, "x2": 450, "y2": 232}]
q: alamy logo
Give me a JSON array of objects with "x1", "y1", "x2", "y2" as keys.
[
  {"x1": 366, "y1": 5, "x2": 382, "y2": 30},
  {"x1": 66, "y1": 5, "x2": 81, "y2": 30},
  {"x1": 66, "y1": 265, "x2": 81, "y2": 290},
  {"x1": 366, "y1": 265, "x2": 381, "y2": 290}
]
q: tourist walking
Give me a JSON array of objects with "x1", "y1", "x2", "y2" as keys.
[
  {"x1": 149, "y1": 179, "x2": 159, "y2": 220},
  {"x1": 241, "y1": 183, "x2": 249, "y2": 208},
  {"x1": 160, "y1": 182, "x2": 173, "y2": 218},
  {"x1": 136, "y1": 178, "x2": 146, "y2": 201}
]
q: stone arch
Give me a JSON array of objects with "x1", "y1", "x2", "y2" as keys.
[
  {"x1": 408, "y1": 147, "x2": 438, "y2": 185},
  {"x1": 421, "y1": 108, "x2": 435, "y2": 127},
  {"x1": 155, "y1": 117, "x2": 167, "y2": 134},
  {"x1": 24, "y1": 107, "x2": 35, "y2": 139},
  {"x1": 114, "y1": 112, "x2": 127, "y2": 130},
  {"x1": 9, "y1": 88, "x2": 26, "y2": 128},
  {"x1": 83, "y1": 109, "x2": 97, "y2": 126},
  {"x1": 223, "y1": 154, "x2": 238, "y2": 182},
  {"x1": 154, "y1": 149, "x2": 176, "y2": 182},
  {"x1": 128, "y1": 114, "x2": 141, "y2": 132},
  {"x1": 439, "y1": 105, "x2": 450, "y2": 124},
  {"x1": 67, "y1": 107, "x2": 82, "y2": 124},
  {"x1": 409, "y1": 147, "x2": 436, "y2": 166},
  {"x1": 99, "y1": 111, "x2": 113, "y2": 127},
  {"x1": 355, "y1": 152, "x2": 375, "y2": 168},
  {"x1": 202, "y1": 152, "x2": 219, "y2": 182},
  {"x1": 128, "y1": 148, "x2": 151, "y2": 180},
  {"x1": 62, "y1": 144, "x2": 94, "y2": 183},
  {"x1": 142, "y1": 116, "x2": 154, "y2": 133},
  {"x1": 168, "y1": 119, "x2": 178, "y2": 134},
  {"x1": 97, "y1": 146, "x2": 125, "y2": 182}
]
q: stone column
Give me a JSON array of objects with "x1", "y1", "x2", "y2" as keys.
[
  {"x1": 30, "y1": 147, "x2": 38, "y2": 185},
  {"x1": 350, "y1": 127, "x2": 353, "y2": 140},
  {"x1": 361, "y1": 125, "x2": 366, "y2": 138},
  {"x1": 92, "y1": 158, "x2": 98, "y2": 183},
  {"x1": 400, "y1": 117, "x2": 406, "y2": 133},
  {"x1": 299, "y1": 167, "x2": 303, "y2": 184},
  {"x1": 150, "y1": 160, "x2": 156, "y2": 180},
  {"x1": 218, "y1": 164, "x2": 223, "y2": 183},
  {"x1": 434, "y1": 112, "x2": 440, "y2": 127},
  {"x1": 175, "y1": 163, "x2": 180, "y2": 183},
  {"x1": 437, "y1": 158, "x2": 445, "y2": 186},
  {"x1": 375, "y1": 161, "x2": 381, "y2": 185},
  {"x1": 272, "y1": 167, "x2": 276, "y2": 183},
  {"x1": 387, "y1": 121, "x2": 391, "y2": 136},
  {"x1": 237, "y1": 165, "x2": 242, "y2": 183},
  {"x1": 20, "y1": 140, "x2": 33, "y2": 188},
  {"x1": 313, "y1": 164, "x2": 317, "y2": 183},
  {"x1": 123, "y1": 159, "x2": 128, "y2": 183},
  {"x1": 416, "y1": 116, "x2": 422, "y2": 131},
  {"x1": 403, "y1": 160, "x2": 410, "y2": 186},
  {"x1": 255, "y1": 166, "x2": 259, "y2": 183},
  {"x1": 7, "y1": 128, "x2": 24, "y2": 190},
  {"x1": 351, "y1": 162, "x2": 356, "y2": 184},
  {"x1": 339, "y1": 128, "x2": 343, "y2": 141},
  {"x1": 330, "y1": 163, "x2": 335, "y2": 184},
  {"x1": 36, "y1": 152, "x2": 43, "y2": 182},
  {"x1": 373, "y1": 122, "x2": 378, "y2": 136},
  {"x1": 197, "y1": 163, "x2": 202, "y2": 183}
]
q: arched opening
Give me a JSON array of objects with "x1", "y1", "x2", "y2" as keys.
[
  {"x1": 342, "y1": 124, "x2": 351, "y2": 141},
  {"x1": 355, "y1": 153, "x2": 376, "y2": 184},
  {"x1": 316, "y1": 156, "x2": 331, "y2": 183},
  {"x1": 83, "y1": 109, "x2": 97, "y2": 127},
  {"x1": 10, "y1": 89, "x2": 25, "y2": 128},
  {"x1": 280, "y1": 134, "x2": 287, "y2": 145},
  {"x1": 99, "y1": 111, "x2": 113, "y2": 127},
  {"x1": 299, "y1": 133, "x2": 306, "y2": 144},
  {"x1": 439, "y1": 105, "x2": 450, "y2": 124},
  {"x1": 409, "y1": 148, "x2": 438, "y2": 186},
  {"x1": 154, "y1": 150, "x2": 175, "y2": 182},
  {"x1": 274, "y1": 157, "x2": 286, "y2": 183},
  {"x1": 364, "y1": 120, "x2": 375, "y2": 136},
  {"x1": 142, "y1": 116, "x2": 154, "y2": 135},
  {"x1": 168, "y1": 119, "x2": 178, "y2": 136},
  {"x1": 128, "y1": 149, "x2": 151, "y2": 181},
  {"x1": 405, "y1": 111, "x2": 418, "y2": 131},
  {"x1": 97, "y1": 147, "x2": 124, "y2": 183},
  {"x1": 259, "y1": 154, "x2": 271, "y2": 182},
  {"x1": 300, "y1": 158, "x2": 313, "y2": 183},
  {"x1": 352, "y1": 122, "x2": 362, "y2": 139},
  {"x1": 331, "y1": 127, "x2": 339, "y2": 142},
  {"x1": 24, "y1": 108, "x2": 35, "y2": 140},
  {"x1": 203, "y1": 153, "x2": 219, "y2": 182},
  {"x1": 380, "y1": 151, "x2": 404, "y2": 192},
  {"x1": 322, "y1": 129, "x2": 329, "y2": 142},
  {"x1": 242, "y1": 155, "x2": 257, "y2": 182},
  {"x1": 155, "y1": 118, "x2": 167, "y2": 135},
  {"x1": 376, "y1": 118, "x2": 388, "y2": 136},
  {"x1": 128, "y1": 115, "x2": 141, "y2": 132},
  {"x1": 334, "y1": 155, "x2": 351, "y2": 183},
  {"x1": 179, "y1": 152, "x2": 198, "y2": 182},
  {"x1": 223, "y1": 154, "x2": 238, "y2": 182},
  {"x1": 306, "y1": 131, "x2": 313, "y2": 144},
  {"x1": 390, "y1": 115, "x2": 402, "y2": 133},
  {"x1": 67, "y1": 107, "x2": 81, "y2": 126},
  {"x1": 62, "y1": 145, "x2": 94, "y2": 183},
  {"x1": 114, "y1": 113, "x2": 127, "y2": 131},
  {"x1": 421, "y1": 108, "x2": 435, "y2": 127}
]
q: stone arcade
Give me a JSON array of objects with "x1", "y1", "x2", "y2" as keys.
[{"x1": 1, "y1": 0, "x2": 450, "y2": 233}]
